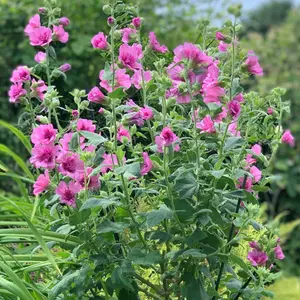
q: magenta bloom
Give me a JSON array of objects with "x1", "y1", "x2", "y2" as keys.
[
  {"x1": 132, "y1": 17, "x2": 141, "y2": 28},
  {"x1": 31, "y1": 79, "x2": 47, "y2": 101},
  {"x1": 34, "y1": 51, "x2": 47, "y2": 63},
  {"x1": 237, "y1": 177, "x2": 253, "y2": 192},
  {"x1": 10, "y1": 66, "x2": 31, "y2": 83},
  {"x1": 59, "y1": 133, "x2": 84, "y2": 152},
  {"x1": 246, "y1": 144, "x2": 262, "y2": 166},
  {"x1": 121, "y1": 28, "x2": 137, "y2": 44},
  {"x1": 281, "y1": 130, "x2": 295, "y2": 147},
  {"x1": 218, "y1": 41, "x2": 230, "y2": 52},
  {"x1": 252, "y1": 144, "x2": 262, "y2": 156},
  {"x1": 245, "y1": 50, "x2": 263, "y2": 76},
  {"x1": 33, "y1": 170, "x2": 50, "y2": 196},
  {"x1": 59, "y1": 17, "x2": 70, "y2": 26},
  {"x1": 88, "y1": 87, "x2": 105, "y2": 103},
  {"x1": 250, "y1": 166, "x2": 262, "y2": 183},
  {"x1": 247, "y1": 249, "x2": 268, "y2": 266},
  {"x1": 141, "y1": 152, "x2": 153, "y2": 175},
  {"x1": 214, "y1": 107, "x2": 228, "y2": 123},
  {"x1": 24, "y1": 14, "x2": 41, "y2": 35},
  {"x1": 149, "y1": 32, "x2": 168, "y2": 53},
  {"x1": 140, "y1": 106, "x2": 153, "y2": 120},
  {"x1": 76, "y1": 167, "x2": 100, "y2": 189},
  {"x1": 107, "y1": 17, "x2": 114, "y2": 25},
  {"x1": 119, "y1": 43, "x2": 143, "y2": 70},
  {"x1": 123, "y1": 100, "x2": 144, "y2": 126},
  {"x1": 174, "y1": 42, "x2": 212, "y2": 66},
  {"x1": 267, "y1": 107, "x2": 274, "y2": 114},
  {"x1": 53, "y1": 25, "x2": 69, "y2": 43},
  {"x1": 99, "y1": 68, "x2": 131, "y2": 92},
  {"x1": 77, "y1": 119, "x2": 96, "y2": 132},
  {"x1": 98, "y1": 107, "x2": 105, "y2": 114},
  {"x1": 228, "y1": 121, "x2": 241, "y2": 137},
  {"x1": 131, "y1": 69, "x2": 152, "y2": 89},
  {"x1": 274, "y1": 245, "x2": 285, "y2": 260},
  {"x1": 196, "y1": 115, "x2": 216, "y2": 134},
  {"x1": 91, "y1": 32, "x2": 108, "y2": 49},
  {"x1": 101, "y1": 153, "x2": 125, "y2": 173},
  {"x1": 155, "y1": 127, "x2": 180, "y2": 153},
  {"x1": 117, "y1": 125, "x2": 131, "y2": 142},
  {"x1": 8, "y1": 83, "x2": 26, "y2": 103},
  {"x1": 249, "y1": 241, "x2": 260, "y2": 250},
  {"x1": 228, "y1": 100, "x2": 241, "y2": 119},
  {"x1": 30, "y1": 144, "x2": 57, "y2": 169},
  {"x1": 57, "y1": 152, "x2": 85, "y2": 179},
  {"x1": 56, "y1": 181, "x2": 81, "y2": 207},
  {"x1": 233, "y1": 93, "x2": 244, "y2": 103},
  {"x1": 216, "y1": 31, "x2": 225, "y2": 41},
  {"x1": 58, "y1": 63, "x2": 71, "y2": 73},
  {"x1": 31, "y1": 124, "x2": 57, "y2": 145},
  {"x1": 29, "y1": 26, "x2": 52, "y2": 47}
]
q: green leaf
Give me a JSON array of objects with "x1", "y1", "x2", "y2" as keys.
[
  {"x1": 115, "y1": 162, "x2": 141, "y2": 178},
  {"x1": 224, "y1": 137, "x2": 244, "y2": 151},
  {"x1": 147, "y1": 231, "x2": 173, "y2": 243},
  {"x1": 79, "y1": 131, "x2": 107, "y2": 146},
  {"x1": 225, "y1": 278, "x2": 242, "y2": 291},
  {"x1": 112, "y1": 266, "x2": 135, "y2": 292},
  {"x1": 93, "y1": 147, "x2": 105, "y2": 165},
  {"x1": 69, "y1": 132, "x2": 79, "y2": 151},
  {"x1": 48, "y1": 46, "x2": 57, "y2": 59},
  {"x1": 80, "y1": 197, "x2": 121, "y2": 211},
  {"x1": 97, "y1": 219, "x2": 129, "y2": 234},
  {"x1": 175, "y1": 171, "x2": 199, "y2": 199},
  {"x1": 186, "y1": 229, "x2": 208, "y2": 247},
  {"x1": 128, "y1": 248, "x2": 164, "y2": 266},
  {"x1": 183, "y1": 273, "x2": 210, "y2": 300},
  {"x1": 69, "y1": 210, "x2": 91, "y2": 225},
  {"x1": 179, "y1": 249, "x2": 206, "y2": 260},
  {"x1": 146, "y1": 204, "x2": 174, "y2": 228},
  {"x1": 109, "y1": 87, "x2": 127, "y2": 99},
  {"x1": 209, "y1": 169, "x2": 226, "y2": 179},
  {"x1": 224, "y1": 190, "x2": 246, "y2": 198},
  {"x1": 230, "y1": 254, "x2": 251, "y2": 276}
]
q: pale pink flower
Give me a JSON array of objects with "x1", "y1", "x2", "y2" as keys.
[
  {"x1": 196, "y1": 115, "x2": 215, "y2": 134},
  {"x1": 33, "y1": 170, "x2": 50, "y2": 196},
  {"x1": 8, "y1": 83, "x2": 27, "y2": 103},
  {"x1": 233, "y1": 93, "x2": 244, "y2": 103},
  {"x1": 58, "y1": 63, "x2": 71, "y2": 72},
  {"x1": 101, "y1": 153, "x2": 125, "y2": 173},
  {"x1": 29, "y1": 26, "x2": 52, "y2": 47},
  {"x1": 117, "y1": 125, "x2": 131, "y2": 142},
  {"x1": 121, "y1": 28, "x2": 137, "y2": 43},
  {"x1": 216, "y1": 31, "x2": 225, "y2": 41},
  {"x1": 247, "y1": 249, "x2": 268, "y2": 266},
  {"x1": 34, "y1": 51, "x2": 47, "y2": 63},
  {"x1": 274, "y1": 245, "x2": 285, "y2": 260},
  {"x1": 246, "y1": 144, "x2": 262, "y2": 166},
  {"x1": 30, "y1": 79, "x2": 47, "y2": 101},
  {"x1": 30, "y1": 144, "x2": 57, "y2": 169},
  {"x1": 173, "y1": 42, "x2": 212, "y2": 66},
  {"x1": 237, "y1": 177, "x2": 253, "y2": 192},
  {"x1": 98, "y1": 107, "x2": 105, "y2": 114},
  {"x1": 140, "y1": 106, "x2": 153, "y2": 120},
  {"x1": 214, "y1": 107, "x2": 228, "y2": 123},
  {"x1": 218, "y1": 41, "x2": 230, "y2": 52},
  {"x1": 131, "y1": 69, "x2": 152, "y2": 89},
  {"x1": 119, "y1": 43, "x2": 143, "y2": 70},
  {"x1": 267, "y1": 107, "x2": 274, "y2": 114},
  {"x1": 88, "y1": 87, "x2": 105, "y2": 103},
  {"x1": 228, "y1": 121, "x2": 241, "y2": 137},
  {"x1": 252, "y1": 144, "x2": 262, "y2": 156},
  {"x1": 91, "y1": 32, "x2": 108, "y2": 49},
  {"x1": 124, "y1": 100, "x2": 144, "y2": 126},
  {"x1": 250, "y1": 166, "x2": 262, "y2": 183},
  {"x1": 132, "y1": 17, "x2": 141, "y2": 28},
  {"x1": 149, "y1": 32, "x2": 168, "y2": 53},
  {"x1": 228, "y1": 100, "x2": 241, "y2": 119},
  {"x1": 10, "y1": 66, "x2": 31, "y2": 83},
  {"x1": 31, "y1": 124, "x2": 57, "y2": 145},
  {"x1": 249, "y1": 241, "x2": 260, "y2": 250},
  {"x1": 281, "y1": 130, "x2": 295, "y2": 147},
  {"x1": 160, "y1": 127, "x2": 178, "y2": 146},
  {"x1": 53, "y1": 25, "x2": 69, "y2": 43},
  {"x1": 24, "y1": 14, "x2": 41, "y2": 35},
  {"x1": 59, "y1": 17, "x2": 70, "y2": 26},
  {"x1": 57, "y1": 152, "x2": 85, "y2": 179},
  {"x1": 166, "y1": 84, "x2": 192, "y2": 104},
  {"x1": 75, "y1": 167, "x2": 100, "y2": 189},
  {"x1": 245, "y1": 50, "x2": 263, "y2": 76},
  {"x1": 99, "y1": 68, "x2": 131, "y2": 92},
  {"x1": 56, "y1": 181, "x2": 81, "y2": 207},
  {"x1": 141, "y1": 152, "x2": 152, "y2": 175},
  {"x1": 77, "y1": 119, "x2": 96, "y2": 132}
]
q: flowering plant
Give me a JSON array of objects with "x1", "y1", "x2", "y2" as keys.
[{"x1": 3, "y1": 0, "x2": 295, "y2": 299}]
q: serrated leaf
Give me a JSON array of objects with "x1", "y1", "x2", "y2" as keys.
[
  {"x1": 80, "y1": 197, "x2": 121, "y2": 211},
  {"x1": 175, "y1": 171, "x2": 199, "y2": 199},
  {"x1": 109, "y1": 87, "x2": 126, "y2": 99},
  {"x1": 115, "y1": 162, "x2": 141, "y2": 178},
  {"x1": 79, "y1": 131, "x2": 107, "y2": 146},
  {"x1": 224, "y1": 137, "x2": 244, "y2": 151},
  {"x1": 146, "y1": 204, "x2": 173, "y2": 228}
]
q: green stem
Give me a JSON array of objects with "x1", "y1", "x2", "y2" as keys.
[
  {"x1": 53, "y1": 108, "x2": 63, "y2": 133},
  {"x1": 99, "y1": 278, "x2": 109, "y2": 300}
]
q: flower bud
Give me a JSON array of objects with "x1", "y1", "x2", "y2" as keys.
[
  {"x1": 102, "y1": 4, "x2": 111, "y2": 15},
  {"x1": 36, "y1": 115, "x2": 49, "y2": 124},
  {"x1": 38, "y1": 7, "x2": 47, "y2": 14},
  {"x1": 227, "y1": 4, "x2": 242, "y2": 18},
  {"x1": 50, "y1": 0, "x2": 57, "y2": 5},
  {"x1": 52, "y1": 7, "x2": 61, "y2": 16},
  {"x1": 98, "y1": 107, "x2": 105, "y2": 114},
  {"x1": 59, "y1": 17, "x2": 70, "y2": 26},
  {"x1": 107, "y1": 16, "x2": 114, "y2": 25},
  {"x1": 50, "y1": 98, "x2": 60, "y2": 108},
  {"x1": 113, "y1": 30, "x2": 122, "y2": 40},
  {"x1": 80, "y1": 100, "x2": 90, "y2": 109},
  {"x1": 72, "y1": 110, "x2": 79, "y2": 118},
  {"x1": 58, "y1": 63, "x2": 71, "y2": 73},
  {"x1": 132, "y1": 17, "x2": 141, "y2": 28}
]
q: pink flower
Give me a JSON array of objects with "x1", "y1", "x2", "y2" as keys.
[
  {"x1": 218, "y1": 41, "x2": 230, "y2": 52},
  {"x1": 228, "y1": 100, "x2": 241, "y2": 119},
  {"x1": 99, "y1": 68, "x2": 131, "y2": 92},
  {"x1": 214, "y1": 107, "x2": 227, "y2": 123},
  {"x1": 267, "y1": 107, "x2": 274, "y2": 114},
  {"x1": 56, "y1": 181, "x2": 81, "y2": 207},
  {"x1": 10, "y1": 66, "x2": 31, "y2": 83},
  {"x1": 216, "y1": 31, "x2": 225, "y2": 40},
  {"x1": 249, "y1": 241, "x2": 260, "y2": 250},
  {"x1": 132, "y1": 17, "x2": 141, "y2": 28},
  {"x1": 252, "y1": 144, "x2": 262, "y2": 156},
  {"x1": 131, "y1": 69, "x2": 152, "y2": 89},
  {"x1": 59, "y1": 17, "x2": 70, "y2": 26},
  {"x1": 98, "y1": 107, "x2": 105, "y2": 114},
  {"x1": 58, "y1": 63, "x2": 71, "y2": 72},
  {"x1": 31, "y1": 79, "x2": 47, "y2": 101},
  {"x1": 88, "y1": 87, "x2": 105, "y2": 103},
  {"x1": 140, "y1": 106, "x2": 153, "y2": 120},
  {"x1": 8, "y1": 83, "x2": 27, "y2": 103},
  {"x1": 91, "y1": 32, "x2": 108, "y2": 49},
  {"x1": 228, "y1": 121, "x2": 240, "y2": 137},
  {"x1": 75, "y1": 167, "x2": 100, "y2": 189},
  {"x1": 245, "y1": 50, "x2": 263, "y2": 76},
  {"x1": 121, "y1": 28, "x2": 137, "y2": 43},
  {"x1": 53, "y1": 25, "x2": 69, "y2": 43},
  {"x1": 274, "y1": 245, "x2": 285, "y2": 260},
  {"x1": 29, "y1": 26, "x2": 52, "y2": 47},
  {"x1": 173, "y1": 42, "x2": 212, "y2": 66},
  {"x1": 117, "y1": 125, "x2": 131, "y2": 142},
  {"x1": 24, "y1": 14, "x2": 41, "y2": 35},
  {"x1": 247, "y1": 249, "x2": 268, "y2": 266},
  {"x1": 250, "y1": 166, "x2": 262, "y2": 183},
  {"x1": 34, "y1": 51, "x2": 47, "y2": 63},
  {"x1": 281, "y1": 130, "x2": 295, "y2": 147},
  {"x1": 30, "y1": 144, "x2": 57, "y2": 169},
  {"x1": 233, "y1": 93, "x2": 244, "y2": 103},
  {"x1": 166, "y1": 84, "x2": 192, "y2": 104},
  {"x1": 196, "y1": 115, "x2": 215, "y2": 134},
  {"x1": 57, "y1": 152, "x2": 85, "y2": 179},
  {"x1": 124, "y1": 100, "x2": 144, "y2": 126},
  {"x1": 149, "y1": 32, "x2": 168, "y2": 53},
  {"x1": 246, "y1": 144, "x2": 262, "y2": 166},
  {"x1": 141, "y1": 152, "x2": 152, "y2": 175},
  {"x1": 31, "y1": 124, "x2": 57, "y2": 145},
  {"x1": 160, "y1": 127, "x2": 178, "y2": 146},
  {"x1": 237, "y1": 177, "x2": 253, "y2": 191},
  {"x1": 119, "y1": 43, "x2": 143, "y2": 70},
  {"x1": 77, "y1": 119, "x2": 96, "y2": 132},
  {"x1": 33, "y1": 170, "x2": 50, "y2": 196},
  {"x1": 59, "y1": 133, "x2": 84, "y2": 152},
  {"x1": 101, "y1": 153, "x2": 125, "y2": 173}
]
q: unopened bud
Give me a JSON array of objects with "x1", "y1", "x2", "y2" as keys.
[
  {"x1": 107, "y1": 16, "x2": 115, "y2": 25},
  {"x1": 80, "y1": 100, "x2": 89, "y2": 109},
  {"x1": 72, "y1": 110, "x2": 79, "y2": 118},
  {"x1": 38, "y1": 7, "x2": 47, "y2": 14},
  {"x1": 36, "y1": 115, "x2": 49, "y2": 124},
  {"x1": 103, "y1": 4, "x2": 111, "y2": 15},
  {"x1": 58, "y1": 63, "x2": 71, "y2": 73},
  {"x1": 59, "y1": 17, "x2": 70, "y2": 26}
]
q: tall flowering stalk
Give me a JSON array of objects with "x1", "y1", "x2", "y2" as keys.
[{"x1": 5, "y1": 1, "x2": 294, "y2": 299}]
